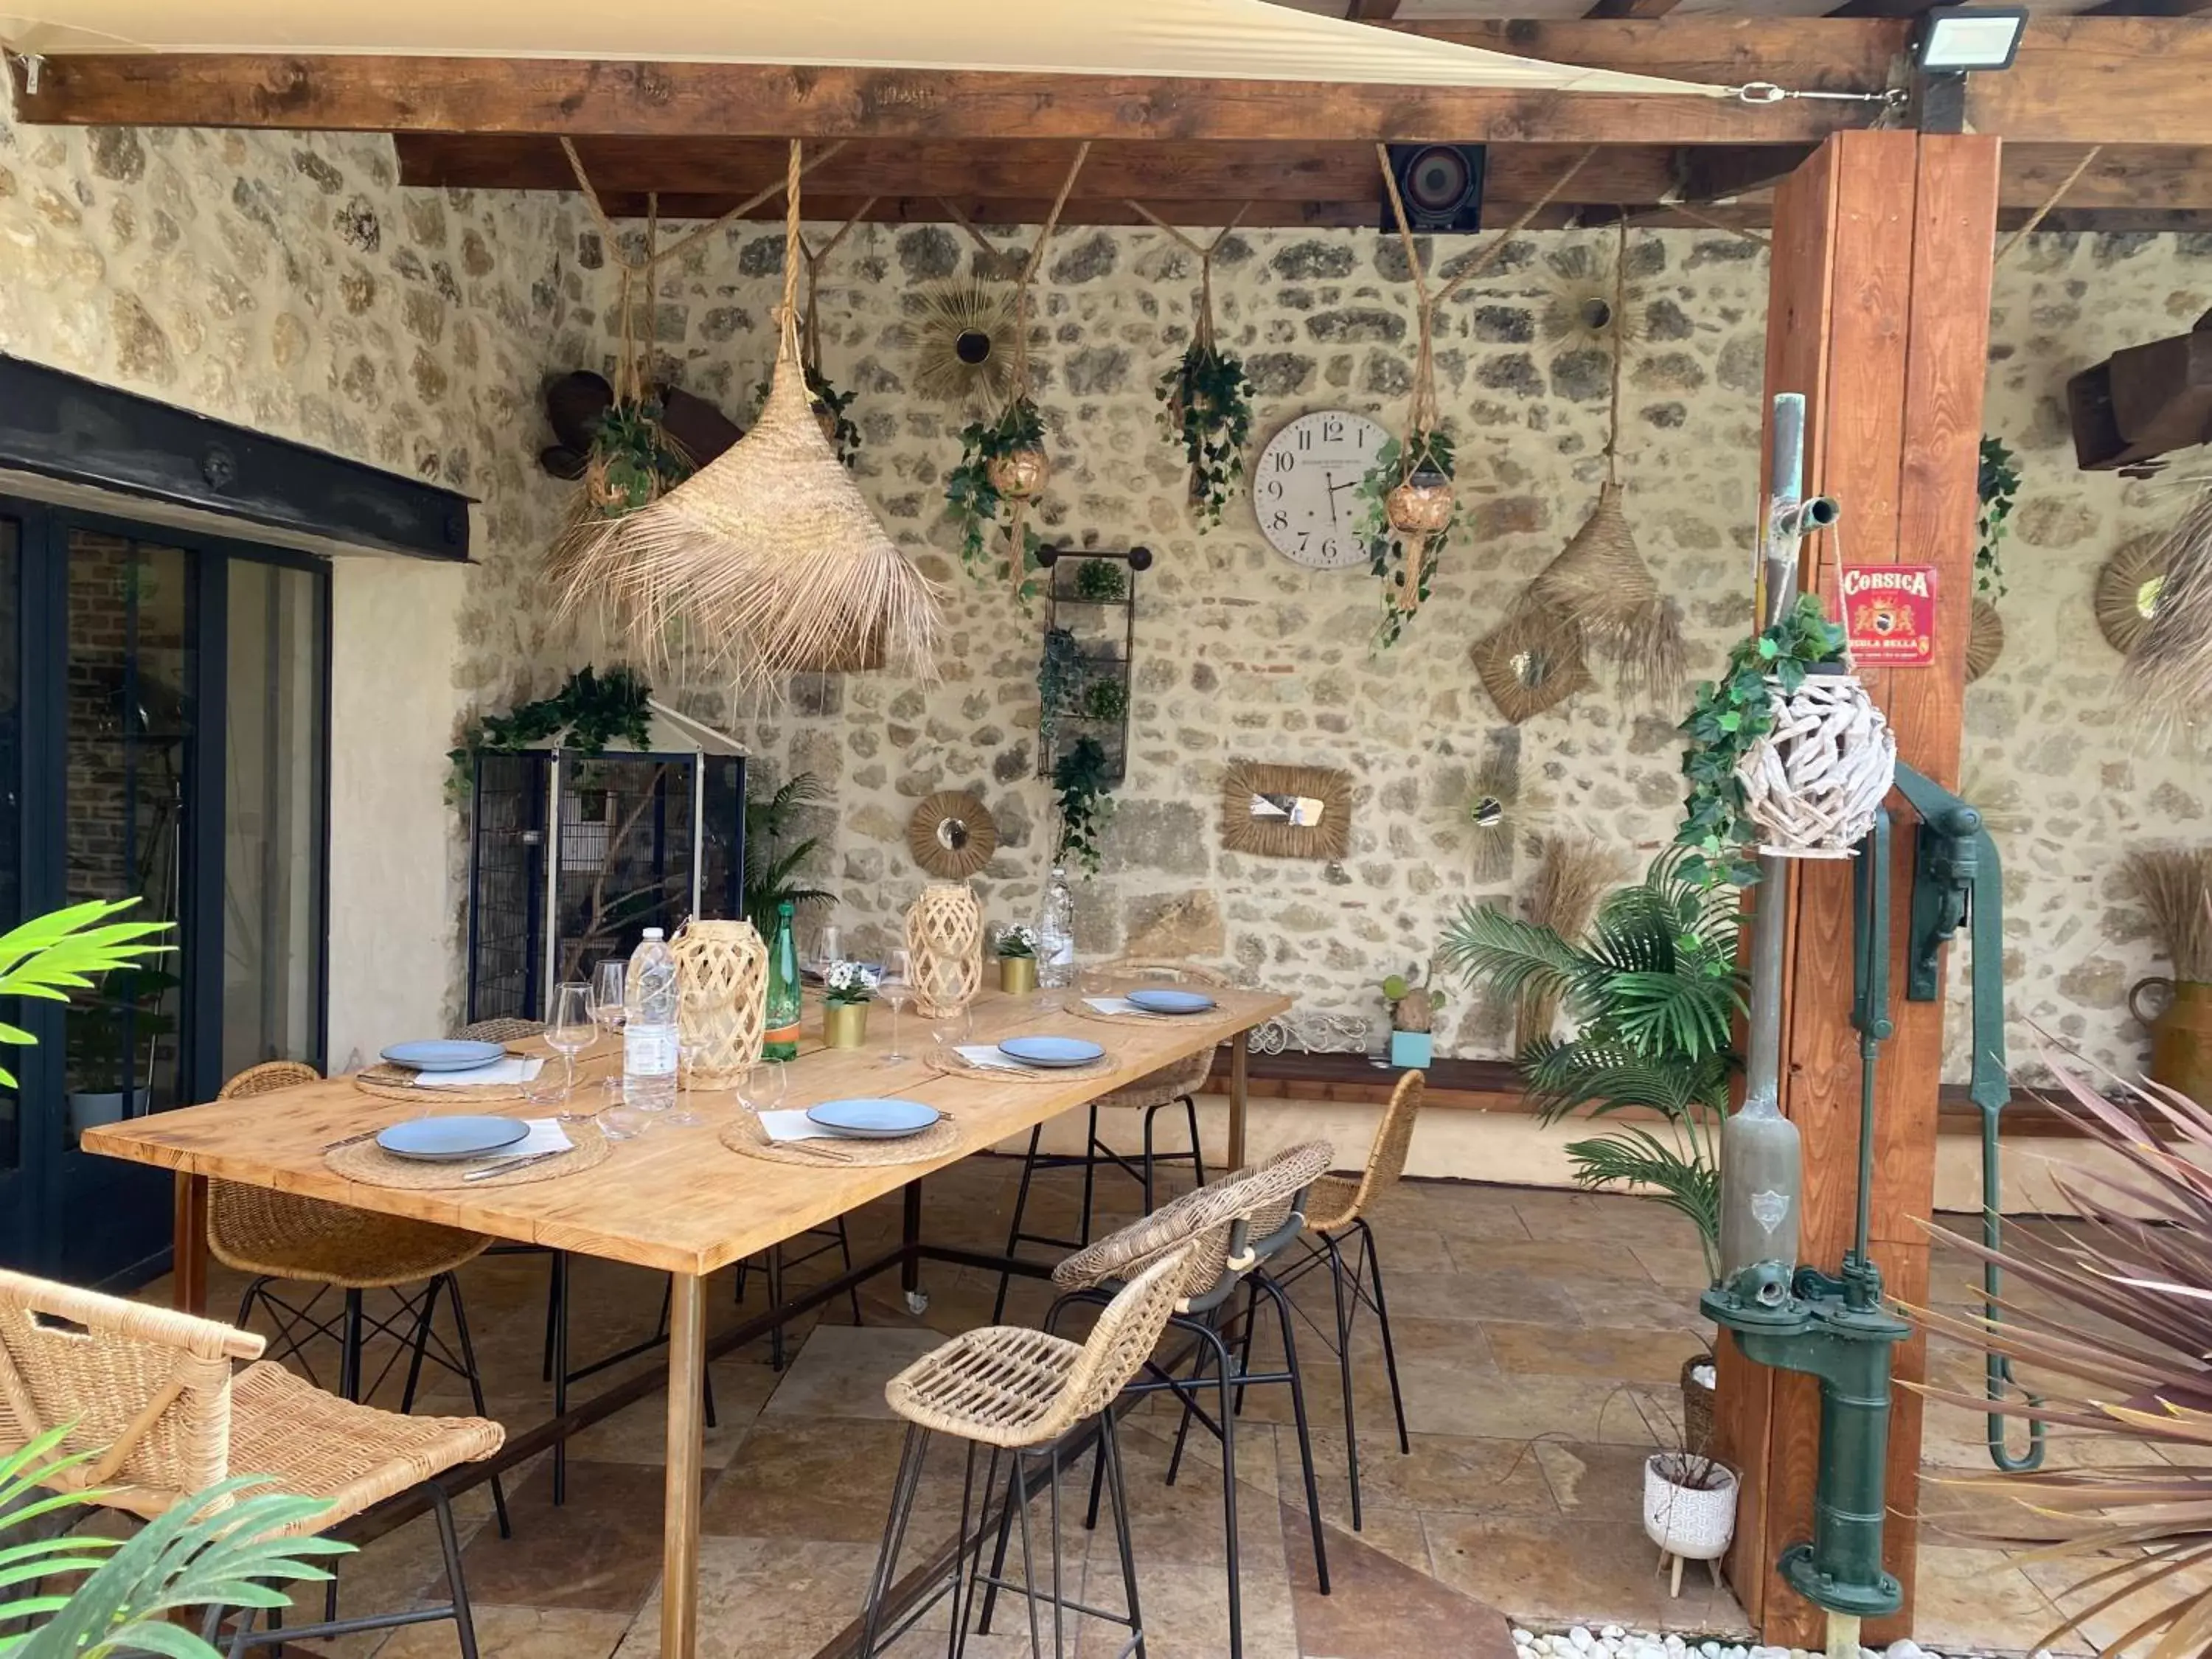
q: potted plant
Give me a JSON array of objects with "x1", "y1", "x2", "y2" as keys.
[
  {"x1": 994, "y1": 923, "x2": 1040, "y2": 995},
  {"x1": 821, "y1": 959, "x2": 876, "y2": 1050},
  {"x1": 1381, "y1": 970, "x2": 1445, "y2": 1069},
  {"x1": 65, "y1": 963, "x2": 180, "y2": 1135},
  {"x1": 1643, "y1": 1439, "x2": 1739, "y2": 1598},
  {"x1": 945, "y1": 395, "x2": 1050, "y2": 602}
]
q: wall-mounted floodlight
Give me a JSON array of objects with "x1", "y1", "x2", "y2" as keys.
[{"x1": 1916, "y1": 5, "x2": 2029, "y2": 74}]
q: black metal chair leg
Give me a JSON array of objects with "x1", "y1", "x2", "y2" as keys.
[
  {"x1": 1100, "y1": 1411, "x2": 1147, "y2": 1659},
  {"x1": 858, "y1": 1423, "x2": 930, "y2": 1658},
  {"x1": 338, "y1": 1289, "x2": 365, "y2": 1404},
  {"x1": 1231, "y1": 1278, "x2": 1260, "y2": 1419},
  {"x1": 1077, "y1": 1106, "x2": 1102, "y2": 1249},
  {"x1": 956, "y1": 1445, "x2": 1002, "y2": 1658},
  {"x1": 1358, "y1": 1217, "x2": 1411, "y2": 1455},
  {"x1": 1325, "y1": 1234, "x2": 1363, "y2": 1531},
  {"x1": 235, "y1": 1278, "x2": 262, "y2": 1332},
  {"x1": 1141, "y1": 1103, "x2": 1159, "y2": 1212},
  {"x1": 767, "y1": 1246, "x2": 787, "y2": 1372},
  {"x1": 1262, "y1": 1274, "x2": 1330, "y2": 1595},
  {"x1": 944, "y1": 1439, "x2": 983, "y2": 1659},
  {"x1": 837, "y1": 1217, "x2": 863, "y2": 1327},
  {"x1": 1216, "y1": 1326, "x2": 1243, "y2": 1659},
  {"x1": 551, "y1": 1251, "x2": 570, "y2": 1506},
  {"x1": 992, "y1": 1124, "x2": 1047, "y2": 1323},
  {"x1": 443, "y1": 1272, "x2": 512, "y2": 1541},
  {"x1": 540, "y1": 1258, "x2": 559, "y2": 1383},
  {"x1": 399, "y1": 1276, "x2": 442, "y2": 1414},
  {"x1": 1010, "y1": 1450, "x2": 1044, "y2": 1659},
  {"x1": 976, "y1": 1444, "x2": 1020, "y2": 1637},
  {"x1": 1184, "y1": 1095, "x2": 1206, "y2": 1189},
  {"x1": 429, "y1": 1483, "x2": 482, "y2": 1659}
]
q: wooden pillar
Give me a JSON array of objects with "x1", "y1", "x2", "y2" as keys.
[{"x1": 1714, "y1": 128, "x2": 2000, "y2": 1649}]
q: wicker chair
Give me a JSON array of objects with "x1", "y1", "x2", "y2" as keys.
[
  {"x1": 453, "y1": 1017, "x2": 543, "y2": 1044},
  {"x1": 1256, "y1": 1069, "x2": 1424, "y2": 1533},
  {"x1": 207, "y1": 1062, "x2": 508, "y2": 1537},
  {"x1": 1035, "y1": 1141, "x2": 1335, "y2": 1659},
  {"x1": 0, "y1": 1266, "x2": 501, "y2": 1659},
  {"x1": 991, "y1": 959, "x2": 1225, "y2": 1322},
  {"x1": 857, "y1": 1241, "x2": 1201, "y2": 1659}
]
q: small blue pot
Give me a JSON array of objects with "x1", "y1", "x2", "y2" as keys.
[{"x1": 1389, "y1": 1030, "x2": 1433, "y2": 1070}]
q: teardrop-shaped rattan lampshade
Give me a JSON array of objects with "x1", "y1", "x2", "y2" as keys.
[
  {"x1": 554, "y1": 145, "x2": 942, "y2": 692},
  {"x1": 1528, "y1": 481, "x2": 1684, "y2": 703}
]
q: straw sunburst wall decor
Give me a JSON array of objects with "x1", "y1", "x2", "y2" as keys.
[{"x1": 903, "y1": 279, "x2": 1020, "y2": 408}]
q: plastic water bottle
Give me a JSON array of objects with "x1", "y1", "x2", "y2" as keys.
[
  {"x1": 622, "y1": 927, "x2": 680, "y2": 1113},
  {"x1": 1036, "y1": 866, "x2": 1077, "y2": 990}
]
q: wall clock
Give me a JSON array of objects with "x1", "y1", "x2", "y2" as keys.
[{"x1": 1252, "y1": 410, "x2": 1391, "y2": 569}]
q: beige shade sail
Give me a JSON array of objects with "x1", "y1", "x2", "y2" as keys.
[{"x1": 1, "y1": 0, "x2": 1724, "y2": 98}]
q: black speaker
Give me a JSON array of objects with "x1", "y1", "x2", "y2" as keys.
[{"x1": 1382, "y1": 144, "x2": 1488, "y2": 234}]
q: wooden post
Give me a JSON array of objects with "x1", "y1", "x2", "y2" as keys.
[{"x1": 1714, "y1": 129, "x2": 2000, "y2": 1649}]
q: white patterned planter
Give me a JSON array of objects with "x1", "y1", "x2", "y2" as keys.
[{"x1": 1642, "y1": 1453, "x2": 1738, "y2": 1581}]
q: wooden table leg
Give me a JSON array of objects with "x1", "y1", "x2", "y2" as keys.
[
  {"x1": 661, "y1": 1271, "x2": 706, "y2": 1659},
  {"x1": 1226, "y1": 1029, "x2": 1250, "y2": 1173},
  {"x1": 172, "y1": 1172, "x2": 208, "y2": 1315}
]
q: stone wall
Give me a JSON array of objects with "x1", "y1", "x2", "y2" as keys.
[{"x1": 619, "y1": 215, "x2": 2212, "y2": 1079}]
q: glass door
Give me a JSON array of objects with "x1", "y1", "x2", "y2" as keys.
[{"x1": 0, "y1": 515, "x2": 24, "y2": 1267}]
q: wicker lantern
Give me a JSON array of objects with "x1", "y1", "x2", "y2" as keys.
[
  {"x1": 1736, "y1": 668, "x2": 1898, "y2": 858},
  {"x1": 903, "y1": 883, "x2": 984, "y2": 1018},
  {"x1": 1386, "y1": 467, "x2": 1455, "y2": 535},
  {"x1": 670, "y1": 919, "x2": 768, "y2": 1089},
  {"x1": 987, "y1": 447, "x2": 1051, "y2": 502}
]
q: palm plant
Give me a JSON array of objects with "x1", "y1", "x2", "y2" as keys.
[
  {"x1": 1, "y1": 1425, "x2": 347, "y2": 1659},
  {"x1": 1438, "y1": 847, "x2": 1744, "y2": 1279},
  {"x1": 1914, "y1": 1057, "x2": 2212, "y2": 1657},
  {"x1": 741, "y1": 773, "x2": 835, "y2": 942},
  {"x1": 1, "y1": 900, "x2": 173, "y2": 1090}
]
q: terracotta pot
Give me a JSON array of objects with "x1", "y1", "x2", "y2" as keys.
[
  {"x1": 2131, "y1": 976, "x2": 2212, "y2": 1102},
  {"x1": 823, "y1": 1001, "x2": 870, "y2": 1051},
  {"x1": 1385, "y1": 468, "x2": 1455, "y2": 535},
  {"x1": 998, "y1": 956, "x2": 1038, "y2": 995},
  {"x1": 987, "y1": 447, "x2": 1049, "y2": 501}
]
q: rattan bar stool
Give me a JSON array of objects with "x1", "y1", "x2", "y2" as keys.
[
  {"x1": 0, "y1": 1266, "x2": 502, "y2": 1659},
  {"x1": 1032, "y1": 1141, "x2": 1335, "y2": 1659},
  {"x1": 208, "y1": 1062, "x2": 509, "y2": 1539},
  {"x1": 991, "y1": 959, "x2": 1222, "y2": 1323},
  {"x1": 856, "y1": 1240, "x2": 1200, "y2": 1659},
  {"x1": 1242, "y1": 1070, "x2": 1423, "y2": 1532}
]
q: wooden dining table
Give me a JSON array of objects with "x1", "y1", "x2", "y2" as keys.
[{"x1": 80, "y1": 981, "x2": 1288, "y2": 1659}]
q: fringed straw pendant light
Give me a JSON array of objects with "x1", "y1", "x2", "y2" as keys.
[
  {"x1": 557, "y1": 143, "x2": 943, "y2": 692},
  {"x1": 1526, "y1": 221, "x2": 1686, "y2": 705},
  {"x1": 2121, "y1": 489, "x2": 2212, "y2": 747}
]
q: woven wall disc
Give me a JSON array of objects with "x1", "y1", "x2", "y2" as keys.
[
  {"x1": 2096, "y1": 533, "x2": 2169, "y2": 655},
  {"x1": 907, "y1": 792, "x2": 999, "y2": 879},
  {"x1": 1966, "y1": 597, "x2": 2006, "y2": 684}
]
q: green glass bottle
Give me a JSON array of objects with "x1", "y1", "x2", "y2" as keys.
[{"x1": 763, "y1": 901, "x2": 802, "y2": 1062}]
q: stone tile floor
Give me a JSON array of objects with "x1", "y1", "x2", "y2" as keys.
[{"x1": 144, "y1": 1162, "x2": 2140, "y2": 1659}]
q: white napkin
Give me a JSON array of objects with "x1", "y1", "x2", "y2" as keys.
[
  {"x1": 479, "y1": 1118, "x2": 572, "y2": 1163},
  {"x1": 413, "y1": 1056, "x2": 545, "y2": 1088},
  {"x1": 1082, "y1": 996, "x2": 1149, "y2": 1016},
  {"x1": 757, "y1": 1108, "x2": 847, "y2": 1144},
  {"x1": 952, "y1": 1044, "x2": 1036, "y2": 1073}
]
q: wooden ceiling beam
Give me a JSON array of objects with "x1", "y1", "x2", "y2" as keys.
[
  {"x1": 1583, "y1": 0, "x2": 1686, "y2": 20},
  {"x1": 1964, "y1": 17, "x2": 2212, "y2": 142},
  {"x1": 2078, "y1": 0, "x2": 2212, "y2": 17}
]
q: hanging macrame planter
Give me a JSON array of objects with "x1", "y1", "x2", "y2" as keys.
[
  {"x1": 782, "y1": 202, "x2": 876, "y2": 467},
  {"x1": 554, "y1": 142, "x2": 942, "y2": 692},
  {"x1": 1526, "y1": 223, "x2": 1686, "y2": 705},
  {"x1": 1736, "y1": 589, "x2": 1898, "y2": 864},
  {"x1": 1133, "y1": 201, "x2": 1256, "y2": 529}
]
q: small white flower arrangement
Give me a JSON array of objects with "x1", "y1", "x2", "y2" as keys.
[
  {"x1": 995, "y1": 923, "x2": 1039, "y2": 960},
  {"x1": 823, "y1": 959, "x2": 877, "y2": 1006}
]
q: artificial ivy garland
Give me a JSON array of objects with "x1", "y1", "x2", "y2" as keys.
[
  {"x1": 1036, "y1": 624, "x2": 1083, "y2": 749},
  {"x1": 1051, "y1": 734, "x2": 1116, "y2": 877},
  {"x1": 1674, "y1": 593, "x2": 1848, "y2": 888},
  {"x1": 1977, "y1": 435, "x2": 2020, "y2": 598},
  {"x1": 945, "y1": 395, "x2": 1048, "y2": 602},
  {"x1": 1357, "y1": 429, "x2": 1459, "y2": 651},
  {"x1": 448, "y1": 665, "x2": 653, "y2": 798},
  {"x1": 583, "y1": 400, "x2": 694, "y2": 516},
  {"x1": 1157, "y1": 341, "x2": 1253, "y2": 529}
]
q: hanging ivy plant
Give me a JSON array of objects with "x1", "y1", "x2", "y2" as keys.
[
  {"x1": 945, "y1": 396, "x2": 1048, "y2": 602},
  {"x1": 1156, "y1": 342, "x2": 1253, "y2": 529},
  {"x1": 583, "y1": 401, "x2": 694, "y2": 517},
  {"x1": 1051, "y1": 735, "x2": 1116, "y2": 877},
  {"x1": 1072, "y1": 558, "x2": 1127, "y2": 604},
  {"x1": 1977, "y1": 435, "x2": 2020, "y2": 598},
  {"x1": 1037, "y1": 625, "x2": 1083, "y2": 748},
  {"x1": 448, "y1": 665, "x2": 654, "y2": 799},
  {"x1": 1674, "y1": 594, "x2": 1848, "y2": 889},
  {"x1": 1354, "y1": 430, "x2": 1459, "y2": 651}
]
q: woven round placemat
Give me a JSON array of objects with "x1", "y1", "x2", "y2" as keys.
[
  {"x1": 327, "y1": 1120, "x2": 611, "y2": 1189},
  {"x1": 1070, "y1": 1004, "x2": 1214, "y2": 1030},
  {"x1": 719, "y1": 1113, "x2": 960, "y2": 1168},
  {"x1": 352, "y1": 1064, "x2": 528, "y2": 1105},
  {"x1": 922, "y1": 1047, "x2": 1116, "y2": 1087}
]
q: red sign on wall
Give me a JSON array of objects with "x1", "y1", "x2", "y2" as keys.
[{"x1": 1840, "y1": 564, "x2": 1938, "y2": 666}]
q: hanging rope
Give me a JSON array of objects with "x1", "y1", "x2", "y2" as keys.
[
  {"x1": 1124, "y1": 200, "x2": 1253, "y2": 351},
  {"x1": 1666, "y1": 204, "x2": 1771, "y2": 251},
  {"x1": 1607, "y1": 215, "x2": 1627, "y2": 489},
  {"x1": 798, "y1": 199, "x2": 878, "y2": 372},
  {"x1": 1010, "y1": 145, "x2": 1092, "y2": 397},
  {"x1": 938, "y1": 200, "x2": 1023, "y2": 282},
  {"x1": 1995, "y1": 145, "x2": 2104, "y2": 267}
]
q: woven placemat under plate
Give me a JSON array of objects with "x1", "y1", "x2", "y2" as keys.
[
  {"x1": 923, "y1": 1047, "x2": 1116, "y2": 1087},
  {"x1": 352, "y1": 1064, "x2": 527, "y2": 1105},
  {"x1": 1069, "y1": 1003, "x2": 1200, "y2": 1029},
  {"x1": 327, "y1": 1121, "x2": 611, "y2": 1189},
  {"x1": 720, "y1": 1113, "x2": 961, "y2": 1168}
]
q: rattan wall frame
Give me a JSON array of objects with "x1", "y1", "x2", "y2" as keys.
[{"x1": 1220, "y1": 762, "x2": 1352, "y2": 861}]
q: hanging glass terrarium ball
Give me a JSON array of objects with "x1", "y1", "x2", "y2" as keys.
[
  {"x1": 988, "y1": 446, "x2": 1051, "y2": 501},
  {"x1": 1386, "y1": 465, "x2": 1455, "y2": 535}
]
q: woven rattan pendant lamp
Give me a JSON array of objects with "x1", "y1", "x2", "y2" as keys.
[{"x1": 561, "y1": 143, "x2": 942, "y2": 690}]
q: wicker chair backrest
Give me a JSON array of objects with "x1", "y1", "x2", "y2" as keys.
[
  {"x1": 1347, "y1": 1070, "x2": 1425, "y2": 1220},
  {"x1": 1042, "y1": 1240, "x2": 1203, "y2": 1433},
  {"x1": 0, "y1": 1267, "x2": 261, "y2": 1513},
  {"x1": 1052, "y1": 1140, "x2": 1333, "y2": 1296},
  {"x1": 219, "y1": 1060, "x2": 320, "y2": 1099},
  {"x1": 453, "y1": 1018, "x2": 542, "y2": 1044}
]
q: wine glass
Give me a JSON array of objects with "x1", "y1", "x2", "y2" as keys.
[
  {"x1": 591, "y1": 959, "x2": 627, "y2": 1099},
  {"x1": 543, "y1": 982, "x2": 593, "y2": 1118},
  {"x1": 878, "y1": 950, "x2": 912, "y2": 1065},
  {"x1": 739, "y1": 1060, "x2": 787, "y2": 1120}
]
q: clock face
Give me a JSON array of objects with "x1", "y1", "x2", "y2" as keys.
[{"x1": 1253, "y1": 411, "x2": 1391, "y2": 569}]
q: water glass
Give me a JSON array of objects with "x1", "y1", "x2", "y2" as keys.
[
  {"x1": 541, "y1": 981, "x2": 594, "y2": 1116},
  {"x1": 929, "y1": 1006, "x2": 973, "y2": 1062},
  {"x1": 598, "y1": 1105, "x2": 648, "y2": 1141},
  {"x1": 739, "y1": 1060, "x2": 787, "y2": 1119},
  {"x1": 591, "y1": 959, "x2": 627, "y2": 1097}
]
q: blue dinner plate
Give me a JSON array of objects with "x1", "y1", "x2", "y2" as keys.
[
  {"x1": 806, "y1": 1099, "x2": 942, "y2": 1139},
  {"x1": 375, "y1": 1116, "x2": 530, "y2": 1161},
  {"x1": 381, "y1": 1039, "x2": 507, "y2": 1072},
  {"x1": 1126, "y1": 988, "x2": 1216, "y2": 1015},
  {"x1": 998, "y1": 1035, "x2": 1106, "y2": 1068}
]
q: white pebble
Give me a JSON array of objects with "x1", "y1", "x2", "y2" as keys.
[
  {"x1": 1884, "y1": 1643, "x2": 1927, "y2": 1659},
  {"x1": 1701, "y1": 1644, "x2": 1722, "y2": 1659},
  {"x1": 1571, "y1": 1629, "x2": 1596, "y2": 1652},
  {"x1": 1604, "y1": 1629, "x2": 1628, "y2": 1642},
  {"x1": 1513, "y1": 1634, "x2": 1535, "y2": 1646}
]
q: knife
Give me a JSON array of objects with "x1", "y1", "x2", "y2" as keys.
[
  {"x1": 465, "y1": 1149, "x2": 566, "y2": 1181},
  {"x1": 322, "y1": 1127, "x2": 385, "y2": 1151}
]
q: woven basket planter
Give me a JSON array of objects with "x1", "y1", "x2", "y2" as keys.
[
  {"x1": 671, "y1": 919, "x2": 768, "y2": 1089},
  {"x1": 1642, "y1": 1453, "x2": 1738, "y2": 1564},
  {"x1": 904, "y1": 883, "x2": 983, "y2": 1018},
  {"x1": 1680, "y1": 1355, "x2": 1716, "y2": 1456},
  {"x1": 1735, "y1": 667, "x2": 1897, "y2": 859}
]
